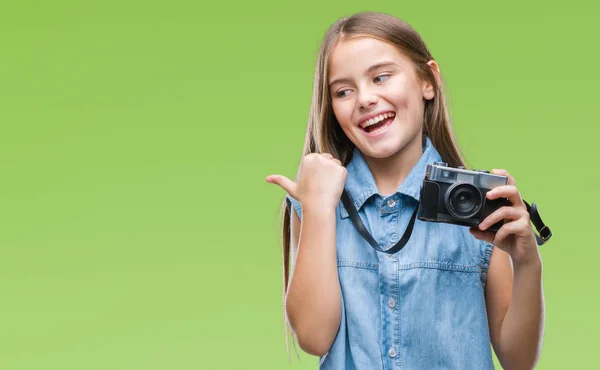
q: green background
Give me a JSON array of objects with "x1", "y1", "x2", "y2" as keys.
[{"x1": 0, "y1": 0, "x2": 597, "y2": 369}]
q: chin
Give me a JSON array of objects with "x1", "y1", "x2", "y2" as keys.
[{"x1": 360, "y1": 142, "x2": 405, "y2": 159}]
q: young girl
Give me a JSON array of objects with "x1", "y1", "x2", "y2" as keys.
[{"x1": 266, "y1": 11, "x2": 544, "y2": 370}]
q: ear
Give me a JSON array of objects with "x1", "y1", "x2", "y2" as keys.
[{"x1": 422, "y1": 60, "x2": 440, "y2": 101}]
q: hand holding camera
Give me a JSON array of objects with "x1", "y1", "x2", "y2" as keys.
[{"x1": 418, "y1": 162, "x2": 544, "y2": 265}]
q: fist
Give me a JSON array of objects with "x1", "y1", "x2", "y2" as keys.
[{"x1": 266, "y1": 153, "x2": 347, "y2": 211}]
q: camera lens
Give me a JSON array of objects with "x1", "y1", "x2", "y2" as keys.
[{"x1": 445, "y1": 183, "x2": 482, "y2": 219}]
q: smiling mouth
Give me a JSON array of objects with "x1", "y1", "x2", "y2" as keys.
[{"x1": 360, "y1": 112, "x2": 395, "y2": 133}]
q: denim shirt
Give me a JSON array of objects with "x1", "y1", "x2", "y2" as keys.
[{"x1": 286, "y1": 136, "x2": 495, "y2": 369}]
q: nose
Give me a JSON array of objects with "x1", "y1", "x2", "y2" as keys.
[{"x1": 357, "y1": 87, "x2": 378, "y2": 109}]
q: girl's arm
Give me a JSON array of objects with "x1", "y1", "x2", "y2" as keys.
[
  {"x1": 285, "y1": 206, "x2": 341, "y2": 357},
  {"x1": 485, "y1": 244, "x2": 544, "y2": 370},
  {"x1": 267, "y1": 153, "x2": 347, "y2": 357},
  {"x1": 471, "y1": 168, "x2": 545, "y2": 369}
]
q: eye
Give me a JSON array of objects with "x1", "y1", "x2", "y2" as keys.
[
  {"x1": 374, "y1": 74, "x2": 391, "y2": 83},
  {"x1": 335, "y1": 89, "x2": 351, "y2": 98}
]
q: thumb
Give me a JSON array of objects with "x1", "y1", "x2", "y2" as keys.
[
  {"x1": 469, "y1": 227, "x2": 495, "y2": 244},
  {"x1": 265, "y1": 175, "x2": 297, "y2": 197}
]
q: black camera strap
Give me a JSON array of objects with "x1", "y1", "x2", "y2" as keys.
[
  {"x1": 341, "y1": 189, "x2": 419, "y2": 255},
  {"x1": 340, "y1": 189, "x2": 551, "y2": 255},
  {"x1": 524, "y1": 200, "x2": 552, "y2": 245}
]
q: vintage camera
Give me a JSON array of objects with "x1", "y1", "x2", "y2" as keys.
[{"x1": 417, "y1": 162, "x2": 509, "y2": 232}]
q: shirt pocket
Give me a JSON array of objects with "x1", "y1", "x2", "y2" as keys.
[
  {"x1": 399, "y1": 222, "x2": 489, "y2": 289},
  {"x1": 335, "y1": 216, "x2": 381, "y2": 270}
]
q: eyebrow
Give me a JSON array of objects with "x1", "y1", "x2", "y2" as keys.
[{"x1": 328, "y1": 61, "x2": 399, "y2": 88}]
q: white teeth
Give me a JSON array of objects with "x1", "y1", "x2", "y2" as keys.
[{"x1": 360, "y1": 112, "x2": 395, "y2": 128}]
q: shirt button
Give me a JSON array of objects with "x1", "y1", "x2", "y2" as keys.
[
  {"x1": 388, "y1": 298, "x2": 396, "y2": 308},
  {"x1": 388, "y1": 346, "x2": 397, "y2": 358},
  {"x1": 387, "y1": 199, "x2": 396, "y2": 208}
]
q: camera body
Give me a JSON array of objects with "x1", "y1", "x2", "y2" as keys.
[{"x1": 417, "y1": 162, "x2": 509, "y2": 232}]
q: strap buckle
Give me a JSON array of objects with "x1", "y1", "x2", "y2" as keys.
[{"x1": 538, "y1": 225, "x2": 552, "y2": 242}]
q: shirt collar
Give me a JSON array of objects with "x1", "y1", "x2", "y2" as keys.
[{"x1": 340, "y1": 135, "x2": 442, "y2": 219}]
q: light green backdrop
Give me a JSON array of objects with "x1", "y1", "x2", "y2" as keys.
[{"x1": 0, "y1": 0, "x2": 597, "y2": 369}]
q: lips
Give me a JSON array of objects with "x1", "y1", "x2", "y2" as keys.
[
  {"x1": 362, "y1": 116, "x2": 394, "y2": 133},
  {"x1": 359, "y1": 111, "x2": 396, "y2": 133}
]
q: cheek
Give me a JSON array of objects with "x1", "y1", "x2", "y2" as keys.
[
  {"x1": 385, "y1": 77, "x2": 421, "y2": 107},
  {"x1": 391, "y1": 89, "x2": 424, "y2": 120},
  {"x1": 331, "y1": 101, "x2": 354, "y2": 128},
  {"x1": 386, "y1": 86, "x2": 411, "y2": 107}
]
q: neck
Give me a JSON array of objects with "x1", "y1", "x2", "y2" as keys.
[{"x1": 363, "y1": 134, "x2": 424, "y2": 196}]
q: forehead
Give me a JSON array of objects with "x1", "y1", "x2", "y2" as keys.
[{"x1": 328, "y1": 37, "x2": 412, "y2": 78}]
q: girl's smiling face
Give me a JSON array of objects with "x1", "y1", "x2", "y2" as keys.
[{"x1": 328, "y1": 37, "x2": 436, "y2": 159}]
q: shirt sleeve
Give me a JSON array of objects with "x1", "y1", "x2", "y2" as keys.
[
  {"x1": 285, "y1": 194, "x2": 303, "y2": 221},
  {"x1": 479, "y1": 240, "x2": 494, "y2": 288}
]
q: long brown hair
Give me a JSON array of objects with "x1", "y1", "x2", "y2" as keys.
[{"x1": 279, "y1": 11, "x2": 467, "y2": 359}]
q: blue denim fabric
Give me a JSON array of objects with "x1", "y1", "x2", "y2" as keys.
[{"x1": 286, "y1": 136, "x2": 495, "y2": 369}]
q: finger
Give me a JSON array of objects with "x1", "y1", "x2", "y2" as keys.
[
  {"x1": 491, "y1": 169, "x2": 515, "y2": 186},
  {"x1": 479, "y1": 206, "x2": 529, "y2": 231},
  {"x1": 486, "y1": 185, "x2": 526, "y2": 209},
  {"x1": 469, "y1": 227, "x2": 495, "y2": 244},
  {"x1": 265, "y1": 175, "x2": 297, "y2": 196},
  {"x1": 319, "y1": 153, "x2": 342, "y2": 166},
  {"x1": 492, "y1": 218, "x2": 531, "y2": 246}
]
